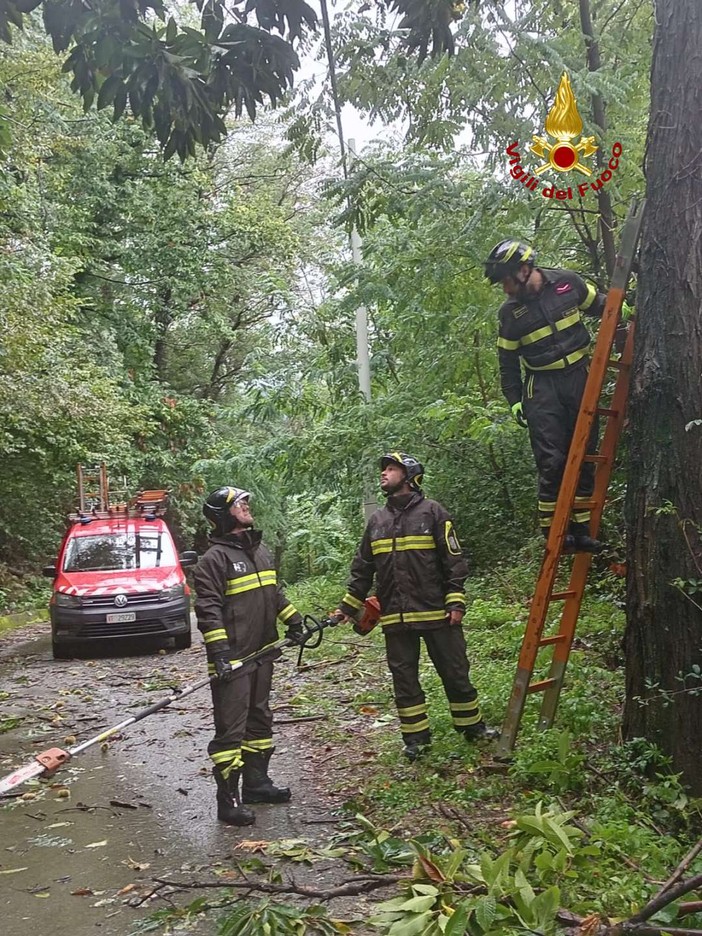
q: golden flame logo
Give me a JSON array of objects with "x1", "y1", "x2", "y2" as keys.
[{"x1": 530, "y1": 73, "x2": 598, "y2": 176}]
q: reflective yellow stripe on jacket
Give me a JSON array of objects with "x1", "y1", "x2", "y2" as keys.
[
  {"x1": 579, "y1": 282, "x2": 597, "y2": 310},
  {"x1": 277, "y1": 603, "x2": 298, "y2": 624},
  {"x1": 524, "y1": 346, "x2": 589, "y2": 372},
  {"x1": 444, "y1": 592, "x2": 466, "y2": 607},
  {"x1": 203, "y1": 627, "x2": 228, "y2": 645},
  {"x1": 518, "y1": 310, "x2": 582, "y2": 347},
  {"x1": 370, "y1": 535, "x2": 436, "y2": 556},
  {"x1": 225, "y1": 569, "x2": 277, "y2": 596},
  {"x1": 380, "y1": 609, "x2": 445, "y2": 626}
]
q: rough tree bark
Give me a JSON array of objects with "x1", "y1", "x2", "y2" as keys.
[{"x1": 623, "y1": 0, "x2": 702, "y2": 792}]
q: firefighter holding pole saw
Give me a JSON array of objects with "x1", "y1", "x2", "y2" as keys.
[
  {"x1": 0, "y1": 486, "x2": 340, "y2": 819},
  {"x1": 196, "y1": 485, "x2": 310, "y2": 826}
]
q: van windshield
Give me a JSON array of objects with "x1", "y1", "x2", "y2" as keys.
[{"x1": 63, "y1": 532, "x2": 177, "y2": 572}]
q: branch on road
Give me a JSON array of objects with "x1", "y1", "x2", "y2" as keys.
[{"x1": 150, "y1": 873, "x2": 405, "y2": 900}]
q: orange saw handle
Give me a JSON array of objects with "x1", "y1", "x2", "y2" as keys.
[{"x1": 353, "y1": 596, "x2": 382, "y2": 636}]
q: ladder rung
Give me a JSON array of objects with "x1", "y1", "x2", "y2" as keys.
[
  {"x1": 527, "y1": 678, "x2": 558, "y2": 694},
  {"x1": 583, "y1": 454, "x2": 608, "y2": 463},
  {"x1": 597, "y1": 407, "x2": 620, "y2": 417},
  {"x1": 608, "y1": 358, "x2": 629, "y2": 370},
  {"x1": 551, "y1": 590, "x2": 576, "y2": 600},
  {"x1": 573, "y1": 499, "x2": 597, "y2": 510},
  {"x1": 539, "y1": 634, "x2": 567, "y2": 646}
]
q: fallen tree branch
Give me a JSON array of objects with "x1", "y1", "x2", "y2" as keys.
[
  {"x1": 151, "y1": 873, "x2": 405, "y2": 900},
  {"x1": 659, "y1": 838, "x2": 702, "y2": 896},
  {"x1": 625, "y1": 872, "x2": 702, "y2": 926},
  {"x1": 618, "y1": 926, "x2": 702, "y2": 936},
  {"x1": 274, "y1": 714, "x2": 328, "y2": 725},
  {"x1": 130, "y1": 881, "x2": 169, "y2": 907}
]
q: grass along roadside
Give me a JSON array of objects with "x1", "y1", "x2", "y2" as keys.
[
  {"x1": 0, "y1": 607, "x2": 49, "y2": 637},
  {"x1": 133, "y1": 568, "x2": 702, "y2": 934}
]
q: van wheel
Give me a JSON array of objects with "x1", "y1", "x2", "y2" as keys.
[
  {"x1": 174, "y1": 631, "x2": 192, "y2": 650},
  {"x1": 52, "y1": 641, "x2": 77, "y2": 660}
]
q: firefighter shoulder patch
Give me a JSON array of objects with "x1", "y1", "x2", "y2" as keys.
[
  {"x1": 512, "y1": 305, "x2": 527, "y2": 319},
  {"x1": 232, "y1": 561, "x2": 247, "y2": 573},
  {"x1": 444, "y1": 521, "x2": 462, "y2": 556}
]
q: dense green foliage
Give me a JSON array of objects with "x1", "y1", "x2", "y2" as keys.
[
  {"x1": 131, "y1": 574, "x2": 701, "y2": 934},
  {"x1": 0, "y1": 1, "x2": 652, "y2": 599}
]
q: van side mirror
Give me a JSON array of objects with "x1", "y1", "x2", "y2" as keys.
[
  {"x1": 179, "y1": 551, "x2": 198, "y2": 568},
  {"x1": 42, "y1": 563, "x2": 57, "y2": 578}
]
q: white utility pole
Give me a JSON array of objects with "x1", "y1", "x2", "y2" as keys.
[
  {"x1": 348, "y1": 139, "x2": 372, "y2": 405},
  {"x1": 348, "y1": 139, "x2": 376, "y2": 521}
]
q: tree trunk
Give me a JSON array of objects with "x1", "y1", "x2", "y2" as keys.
[
  {"x1": 153, "y1": 287, "x2": 173, "y2": 381},
  {"x1": 623, "y1": 0, "x2": 702, "y2": 792}
]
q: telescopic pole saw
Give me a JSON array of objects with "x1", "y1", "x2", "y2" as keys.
[{"x1": 0, "y1": 614, "x2": 341, "y2": 796}]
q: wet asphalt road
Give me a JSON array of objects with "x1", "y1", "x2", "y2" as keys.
[{"x1": 0, "y1": 618, "x2": 355, "y2": 935}]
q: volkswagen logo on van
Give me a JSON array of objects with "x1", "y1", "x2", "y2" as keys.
[{"x1": 114, "y1": 593, "x2": 128, "y2": 608}]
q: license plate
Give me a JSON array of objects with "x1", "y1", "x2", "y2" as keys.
[{"x1": 106, "y1": 612, "x2": 136, "y2": 624}]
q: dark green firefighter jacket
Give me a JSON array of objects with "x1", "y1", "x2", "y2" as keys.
[
  {"x1": 339, "y1": 492, "x2": 468, "y2": 631},
  {"x1": 194, "y1": 530, "x2": 302, "y2": 669}
]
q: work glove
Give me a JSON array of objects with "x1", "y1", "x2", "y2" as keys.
[
  {"x1": 285, "y1": 621, "x2": 306, "y2": 645},
  {"x1": 211, "y1": 650, "x2": 236, "y2": 683},
  {"x1": 447, "y1": 609, "x2": 464, "y2": 627},
  {"x1": 331, "y1": 608, "x2": 352, "y2": 625},
  {"x1": 511, "y1": 401, "x2": 528, "y2": 428}
]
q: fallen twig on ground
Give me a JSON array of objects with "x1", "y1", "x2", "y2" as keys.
[
  {"x1": 151, "y1": 873, "x2": 405, "y2": 900},
  {"x1": 274, "y1": 714, "x2": 328, "y2": 724}
]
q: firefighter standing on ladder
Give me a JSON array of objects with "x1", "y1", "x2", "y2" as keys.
[
  {"x1": 485, "y1": 240, "x2": 613, "y2": 552},
  {"x1": 335, "y1": 453, "x2": 497, "y2": 762},
  {"x1": 195, "y1": 486, "x2": 304, "y2": 826}
]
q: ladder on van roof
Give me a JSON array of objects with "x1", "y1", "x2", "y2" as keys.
[
  {"x1": 75, "y1": 464, "x2": 169, "y2": 519},
  {"x1": 495, "y1": 200, "x2": 645, "y2": 759},
  {"x1": 76, "y1": 463, "x2": 109, "y2": 514}
]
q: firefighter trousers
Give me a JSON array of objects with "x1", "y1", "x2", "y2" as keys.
[
  {"x1": 384, "y1": 625, "x2": 484, "y2": 744},
  {"x1": 521, "y1": 362, "x2": 599, "y2": 532},
  {"x1": 208, "y1": 658, "x2": 274, "y2": 777}
]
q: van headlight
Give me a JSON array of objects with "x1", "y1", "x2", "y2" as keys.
[
  {"x1": 54, "y1": 593, "x2": 83, "y2": 608},
  {"x1": 160, "y1": 583, "x2": 185, "y2": 601}
]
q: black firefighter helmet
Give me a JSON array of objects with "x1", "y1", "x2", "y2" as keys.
[
  {"x1": 484, "y1": 240, "x2": 535, "y2": 284},
  {"x1": 379, "y1": 452, "x2": 424, "y2": 491},
  {"x1": 203, "y1": 486, "x2": 251, "y2": 535}
]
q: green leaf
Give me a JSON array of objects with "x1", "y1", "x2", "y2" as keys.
[
  {"x1": 444, "y1": 903, "x2": 471, "y2": 936},
  {"x1": 397, "y1": 895, "x2": 437, "y2": 913},
  {"x1": 97, "y1": 74, "x2": 122, "y2": 110},
  {"x1": 388, "y1": 911, "x2": 436, "y2": 936},
  {"x1": 475, "y1": 895, "x2": 497, "y2": 932},
  {"x1": 412, "y1": 884, "x2": 440, "y2": 897}
]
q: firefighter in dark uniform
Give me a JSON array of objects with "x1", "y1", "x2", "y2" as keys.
[
  {"x1": 484, "y1": 240, "x2": 608, "y2": 552},
  {"x1": 195, "y1": 486, "x2": 304, "y2": 826},
  {"x1": 335, "y1": 453, "x2": 496, "y2": 762}
]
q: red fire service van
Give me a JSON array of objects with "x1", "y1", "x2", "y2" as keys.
[{"x1": 44, "y1": 465, "x2": 197, "y2": 659}]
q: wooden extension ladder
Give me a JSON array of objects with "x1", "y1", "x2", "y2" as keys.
[
  {"x1": 76, "y1": 463, "x2": 109, "y2": 513},
  {"x1": 495, "y1": 200, "x2": 645, "y2": 759}
]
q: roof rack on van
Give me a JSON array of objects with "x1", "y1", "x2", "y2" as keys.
[{"x1": 69, "y1": 464, "x2": 169, "y2": 523}]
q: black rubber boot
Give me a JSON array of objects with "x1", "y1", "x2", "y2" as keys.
[
  {"x1": 213, "y1": 767, "x2": 256, "y2": 826},
  {"x1": 402, "y1": 732, "x2": 432, "y2": 763},
  {"x1": 569, "y1": 522, "x2": 606, "y2": 554},
  {"x1": 460, "y1": 722, "x2": 499, "y2": 742},
  {"x1": 241, "y1": 749, "x2": 291, "y2": 804}
]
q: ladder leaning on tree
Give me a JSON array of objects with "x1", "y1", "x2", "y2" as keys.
[{"x1": 495, "y1": 200, "x2": 646, "y2": 760}]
